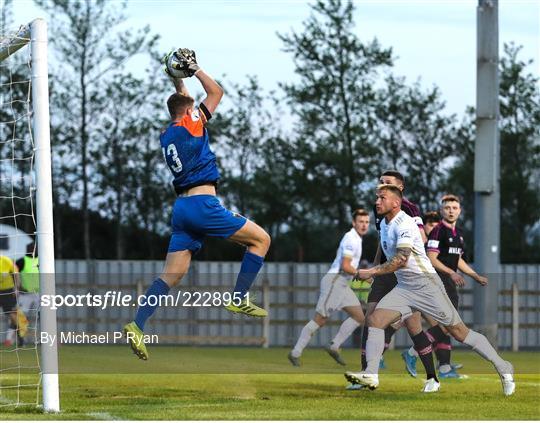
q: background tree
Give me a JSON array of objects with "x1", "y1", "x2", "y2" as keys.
[
  {"x1": 498, "y1": 43, "x2": 539, "y2": 262},
  {"x1": 441, "y1": 108, "x2": 476, "y2": 259},
  {"x1": 277, "y1": 0, "x2": 393, "y2": 258},
  {"x1": 35, "y1": 0, "x2": 157, "y2": 258},
  {"x1": 129, "y1": 64, "x2": 172, "y2": 260},
  {"x1": 217, "y1": 76, "x2": 271, "y2": 217},
  {"x1": 375, "y1": 75, "x2": 464, "y2": 210},
  {"x1": 93, "y1": 74, "x2": 144, "y2": 259},
  {"x1": 445, "y1": 43, "x2": 540, "y2": 263},
  {"x1": 0, "y1": 0, "x2": 35, "y2": 234},
  {"x1": 3, "y1": 0, "x2": 537, "y2": 263}
]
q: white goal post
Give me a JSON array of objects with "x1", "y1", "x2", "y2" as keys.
[{"x1": 0, "y1": 19, "x2": 59, "y2": 413}]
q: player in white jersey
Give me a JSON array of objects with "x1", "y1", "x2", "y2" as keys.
[
  {"x1": 344, "y1": 184, "x2": 515, "y2": 396},
  {"x1": 288, "y1": 209, "x2": 370, "y2": 366}
]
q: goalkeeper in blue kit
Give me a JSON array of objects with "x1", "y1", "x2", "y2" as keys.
[{"x1": 124, "y1": 49, "x2": 271, "y2": 360}]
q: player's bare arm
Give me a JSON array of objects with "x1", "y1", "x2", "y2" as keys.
[
  {"x1": 374, "y1": 246, "x2": 411, "y2": 275},
  {"x1": 457, "y1": 258, "x2": 488, "y2": 286},
  {"x1": 196, "y1": 70, "x2": 223, "y2": 114},
  {"x1": 427, "y1": 250, "x2": 466, "y2": 286},
  {"x1": 171, "y1": 77, "x2": 190, "y2": 96},
  {"x1": 341, "y1": 256, "x2": 358, "y2": 276},
  {"x1": 356, "y1": 246, "x2": 411, "y2": 280}
]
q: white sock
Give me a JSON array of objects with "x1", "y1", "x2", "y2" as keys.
[
  {"x1": 408, "y1": 345, "x2": 419, "y2": 357},
  {"x1": 291, "y1": 320, "x2": 320, "y2": 357},
  {"x1": 365, "y1": 327, "x2": 385, "y2": 374},
  {"x1": 463, "y1": 330, "x2": 509, "y2": 374},
  {"x1": 331, "y1": 318, "x2": 360, "y2": 350}
]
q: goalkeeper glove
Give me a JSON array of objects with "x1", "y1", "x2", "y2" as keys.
[{"x1": 174, "y1": 48, "x2": 200, "y2": 77}]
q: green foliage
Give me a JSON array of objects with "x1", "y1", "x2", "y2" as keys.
[
  {"x1": 50, "y1": 201, "x2": 168, "y2": 259},
  {"x1": 34, "y1": 0, "x2": 159, "y2": 258},
  {"x1": 375, "y1": 75, "x2": 464, "y2": 211},
  {"x1": 499, "y1": 43, "x2": 540, "y2": 262},
  {"x1": 216, "y1": 76, "x2": 273, "y2": 216},
  {"x1": 4, "y1": 0, "x2": 535, "y2": 263},
  {"x1": 0, "y1": 2, "x2": 34, "y2": 233},
  {"x1": 213, "y1": 0, "x2": 465, "y2": 261},
  {"x1": 278, "y1": 0, "x2": 393, "y2": 225},
  {"x1": 446, "y1": 43, "x2": 540, "y2": 263},
  {"x1": 214, "y1": 1, "x2": 540, "y2": 263},
  {"x1": 440, "y1": 107, "x2": 476, "y2": 259}
]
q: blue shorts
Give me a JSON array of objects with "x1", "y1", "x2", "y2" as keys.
[{"x1": 168, "y1": 195, "x2": 247, "y2": 253}]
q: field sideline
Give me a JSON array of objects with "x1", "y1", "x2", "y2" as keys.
[{"x1": 1, "y1": 347, "x2": 538, "y2": 420}]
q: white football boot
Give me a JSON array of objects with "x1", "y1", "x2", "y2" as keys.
[
  {"x1": 422, "y1": 378, "x2": 441, "y2": 393},
  {"x1": 344, "y1": 371, "x2": 379, "y2": 390},
  {"x1": 498, "y1": 361, "x2": 515, "y2": 396}
]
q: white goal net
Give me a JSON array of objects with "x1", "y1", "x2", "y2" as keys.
[{"x1": 0, "y1": 19, "x2": 59, "y2": 412}]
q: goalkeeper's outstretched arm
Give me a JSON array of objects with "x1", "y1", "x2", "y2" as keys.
[{"x1": 196, "y1": 70, "x2": 223, "y2": 114}]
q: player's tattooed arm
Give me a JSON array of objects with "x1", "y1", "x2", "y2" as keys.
[
  {"x1": 372, "y1": 246, "x2": 412, "y2": 276},
  {"x1": 354, "y1": 247, "x2": 411, "y2": 281}
]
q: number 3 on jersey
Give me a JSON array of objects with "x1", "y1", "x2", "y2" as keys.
[{"x1": 164, "y1": 144, "x2": 182, "y2": 173}]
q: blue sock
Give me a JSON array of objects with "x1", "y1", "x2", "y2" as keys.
[
  {"x1": 233, "y1": 251, "x2": 264, "y2": 299},
  {"x1": 134, "y1": 278, "x2": 170, "y2": 331}
]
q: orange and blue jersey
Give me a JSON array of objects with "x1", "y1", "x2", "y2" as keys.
[
  {"x1": 160, "y1": 107, "x2": 219, "y2": 193},
  {"x1": 161, "y1": 106, "x2": 246, "y2": 253}
]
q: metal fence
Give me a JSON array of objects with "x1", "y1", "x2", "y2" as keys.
[{"x1": 50, "y1": 260, "x2": 540, "y2": 350}]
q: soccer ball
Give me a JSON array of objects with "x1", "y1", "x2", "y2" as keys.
[{"x1": 163, "y1": 50, "x2": 190, "y2": 79}]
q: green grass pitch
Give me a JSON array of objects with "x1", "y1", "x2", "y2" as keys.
[{"x1": 1, "y1": 346, "x2": 539, "y2": 420}]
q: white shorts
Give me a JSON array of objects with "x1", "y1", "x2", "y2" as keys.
[
  {"x1": 376, "y1": 274, "x2": 462, "y2": 326},
  {"x1": 315, "y1": 273, "x2": 360, "y2": 317}
]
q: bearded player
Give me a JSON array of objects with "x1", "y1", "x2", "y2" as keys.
[
  {"x1": 351, "y1": 171, "x2": 438, "y2": 391},
  {"x1": 345, "y1": 185, "x2": 515, "y2": 396}
]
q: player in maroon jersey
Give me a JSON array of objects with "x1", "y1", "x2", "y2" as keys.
[{"x1": 402, "y1": 194, "x2": 488, "y2": 378}]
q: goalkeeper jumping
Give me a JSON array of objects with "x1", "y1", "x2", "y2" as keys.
[{"x1": 124, "y1": 49, "x2": 271, "y2": 360}]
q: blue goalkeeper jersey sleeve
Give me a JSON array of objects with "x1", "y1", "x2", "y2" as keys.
[{"x1": 160, "y1": 107, "x2": 220, "y2": 193}]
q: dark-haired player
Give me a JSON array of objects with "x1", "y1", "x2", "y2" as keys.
[
  {"x1": 124, "y1": 49, "x2": 271, "y2": 360},
  {"x1": 422, "y1": 211, "x2": 441, "y2": 237}
]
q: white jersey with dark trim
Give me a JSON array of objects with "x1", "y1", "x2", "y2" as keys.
[
  {"x1": 379, "y1": 210, "x2": 436, "y2": 285},
  {"x1": 327, "y1": 228, "x2": 363, "y2": 281}
]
